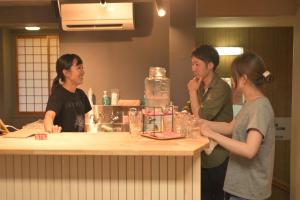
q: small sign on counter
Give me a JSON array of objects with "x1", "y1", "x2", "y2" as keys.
[{"x1": 275, "y1": 117, "x2": 291, "y2": 140}]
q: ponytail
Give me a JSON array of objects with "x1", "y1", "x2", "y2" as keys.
[
  {"x1": 262, "y1": 70, "x2": 273, "y2": 83},
  {"x1": 231, "y1": 52, "x2": 273, "y2": 88},
  {"x1": 51, "y1": 76, "x2": 60, "y2": 94}
]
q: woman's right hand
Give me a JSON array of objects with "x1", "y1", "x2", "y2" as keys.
[
  {"x1": 44, "y1": 110, "x2": 61, "y2": 133},
  {"x1": 51, "y1": 125, "x2": 62, "y2": 133}
]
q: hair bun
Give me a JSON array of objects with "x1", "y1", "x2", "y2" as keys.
[{"x1": 263, "y1": 70, "x2": 273, "y2": 83}]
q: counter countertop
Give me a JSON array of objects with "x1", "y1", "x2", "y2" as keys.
[{"x1": 0, "y1": 132, "x2": 209, "y2": 156}]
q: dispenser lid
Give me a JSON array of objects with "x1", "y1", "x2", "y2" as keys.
[{"x1": 149, "y1": 67, "x2": 166, "y2": 78}]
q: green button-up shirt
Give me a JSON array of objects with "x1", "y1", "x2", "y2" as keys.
[{"x1": 184, "y1": 73, "x2": 233, "y2": 168}]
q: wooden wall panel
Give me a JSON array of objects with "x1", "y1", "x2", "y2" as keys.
[
  {"x1": 143, "y1": 156, "x2": 152, "y2": 200},
  {"x1": 62, "y1": 155, "x2": 71, "y2": 200},
  {"x1": 78, "y1": 156, "x2": 87, "y2": 200},
  {"x1": 22, "y1": 156, "x2": 30, "y2": 200},
  {"x1": 0, "y1": 30, "x2": 4, "y2": 118},
  {"x1": 94, "y1": 156, "x2": 103, "y2": 200},
  {"x1": 119, "y1": 156, "x2": 127, "y2": 200},
  {"x1": 127, "y1": 156, "x2": 135, "y2": 200},
  {"x1": 46, "y1": 156, "x2": 54, "y2": 200},
  {"x1": 196, "y1": 27, "x2": 293, "y2": 117},
  {"x1": 196, "y1": 27, "x2": 293, "y2": 200},
  {"x1": 0, "y1": 154, "x2": 201, "y2": 200}
]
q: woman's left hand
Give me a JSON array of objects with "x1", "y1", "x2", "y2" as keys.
[{"x1": 200, "y1": 123, "x2": 215, "y2": 139}]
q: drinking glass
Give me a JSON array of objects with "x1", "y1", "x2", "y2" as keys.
[
  {"x1": 188, "y1": 118, "x2": 202, "y2": 138},
  {"x1": 174, "y1": 111, "x2": 192, "y2": 137},
  {"x1": 128, "y1": 108, "x2": 142, "y2": 135}
]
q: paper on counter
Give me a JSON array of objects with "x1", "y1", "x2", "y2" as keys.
[{"x1": 204, "y1": 140, "x2": 218, "y2": 155}]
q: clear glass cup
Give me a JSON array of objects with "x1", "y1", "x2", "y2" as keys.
[
  {"x1": 173, "y1": 111, "x2": 189, "y2": 136},
  {"x1": 162, "y1": 106, "x2": 175, "y2": 132},
  {"x1": 173, "y1": 111, "x2": 202, "y2": 137},
  {"x1": 173, "y1": 112, "x2": 183, "y2": 134},
  {"x1": 128, "y1": 108, "x2": 142, "y2": 135}
]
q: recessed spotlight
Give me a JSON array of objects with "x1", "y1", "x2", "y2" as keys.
[{"x1": 25, "y1": 26, "x2": 40, "y2": 31}]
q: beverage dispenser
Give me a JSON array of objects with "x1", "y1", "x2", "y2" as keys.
[
  {"x1": 143, "y1": 67, "x2": 173, "y2": 134},
  {"x1": 144, "y1": 67, "x2": 170, "y2": 107}
]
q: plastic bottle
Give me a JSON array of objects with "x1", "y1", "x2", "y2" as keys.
[
  {"x1": 111, "y1": 89, "x2": 119, "y2": 105},
  {"x1": 88, "y1": 88, "x2": 94, "y2": 106},
  {"x1": 102, "y1": 90, "x2": 111, "y2": 105}
]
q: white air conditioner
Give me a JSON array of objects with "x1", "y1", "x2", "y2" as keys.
[{"x1": 60, "y1": 3, "x2": 134, "y2": 31}]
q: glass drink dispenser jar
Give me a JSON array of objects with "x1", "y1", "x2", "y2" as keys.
[{"x1": 144, "y1": 67, "x2": 170, "y2": 107}]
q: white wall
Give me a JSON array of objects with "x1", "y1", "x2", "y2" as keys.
[
  {"x1": 291, "y1": 4, "x2": 300, "y2": 200},
  {"x1": 169, "y1": 0, "x2": 196, "y2": 108}
]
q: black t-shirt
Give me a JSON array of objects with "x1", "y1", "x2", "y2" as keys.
[{"x1": 46, "y1": 86, "x2": 92, "y2": 132}]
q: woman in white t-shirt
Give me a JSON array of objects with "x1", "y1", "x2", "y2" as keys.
[{"x1": 200, "y1": 52, "x2": 275, "y2": 200}]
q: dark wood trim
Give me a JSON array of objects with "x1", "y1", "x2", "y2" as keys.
[{"x1": 273, "y1": 177, "x2": 290, "y2": 193}]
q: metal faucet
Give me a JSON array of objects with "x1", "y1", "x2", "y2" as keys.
[
  {"x1": 94, "y1": 112, "x2": 104, "y2": 124},
  {"x1": 110, "y1": 111, "x2": 120, "y2": 124}
]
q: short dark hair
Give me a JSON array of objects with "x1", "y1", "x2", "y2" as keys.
[
  {"x1": 231, "y1": 52, "x2": 273, "y2": 89},
  {"x1": 191, "y1": 45, "x2": 219, "y2": 70}
]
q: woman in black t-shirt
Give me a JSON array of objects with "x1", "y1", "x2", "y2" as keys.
[{"x1": 44, "y1": 54, "x2": 92, "y2": 133}]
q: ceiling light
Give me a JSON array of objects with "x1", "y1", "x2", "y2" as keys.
[
  {"x1": 215, "y1": 47, "x2": 244, "y2": 56},
  {"x1": 155, "y1": 0, "x2": 166, "y2": 17},
  {"x1": 25, "y1": 26, "x2": 40, "y2": 31}
]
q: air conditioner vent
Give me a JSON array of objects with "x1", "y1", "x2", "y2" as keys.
[
  {"x1": 67, "y1": 24, "x2": 123, "y2": 28},
  {"x1": 60, "y1": 3, "x2": 134, "y2": 31}
]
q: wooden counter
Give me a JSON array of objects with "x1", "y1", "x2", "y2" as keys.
[
  {"x1": 0, "y1": 132, "x2": 209, "y2": 200},
  {"x1": 0, "y1": 132, "x2": 209, "y2": 156}
]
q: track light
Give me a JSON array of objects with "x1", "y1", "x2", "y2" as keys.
[
  {"x1": 155, "y1": 0, "x2": 166, "y2": 17},
  {"x1": 157, "y1": 8, "x2": 166, "y2": 17}
]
